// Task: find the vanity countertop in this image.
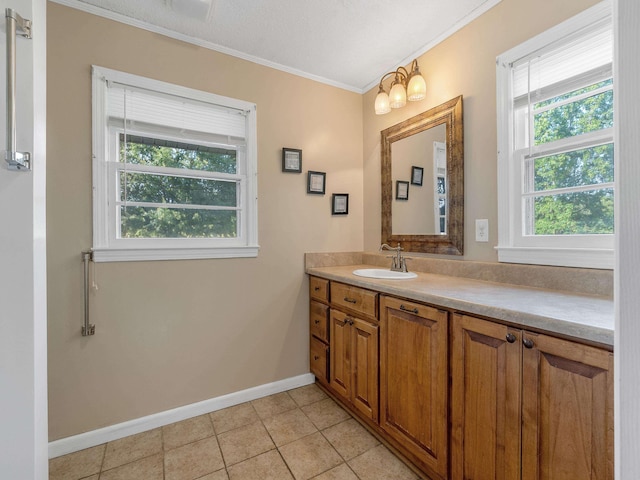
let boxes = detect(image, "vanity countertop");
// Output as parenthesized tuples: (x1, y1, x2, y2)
(306, 264, 614, 347)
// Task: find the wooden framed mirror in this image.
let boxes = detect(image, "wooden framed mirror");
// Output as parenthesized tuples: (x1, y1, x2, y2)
(381, 95, 464, 254)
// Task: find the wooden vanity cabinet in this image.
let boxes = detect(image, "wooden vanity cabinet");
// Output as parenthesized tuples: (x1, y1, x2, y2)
(451, 313, 614, 480)
(380, 296, 449, 479)
(330, 308, 379, 421)
(309, 277, 330, 385)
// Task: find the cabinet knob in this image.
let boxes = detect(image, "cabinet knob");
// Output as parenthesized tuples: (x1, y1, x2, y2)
(505, 333, 517, 343)
(313, 355, 320, 361)
(523, 338, 534, 349)
(314, 286, 320, 291)
(314, 319, 320, 324)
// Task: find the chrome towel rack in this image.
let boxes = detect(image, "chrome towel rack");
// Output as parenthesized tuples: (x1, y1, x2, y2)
(4, 8, 32, 171)
(82, 251, 95, 336)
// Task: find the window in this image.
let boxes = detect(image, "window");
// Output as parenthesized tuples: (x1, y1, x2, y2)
(496, 2, 613, 269)
(91, 66, 258, 262)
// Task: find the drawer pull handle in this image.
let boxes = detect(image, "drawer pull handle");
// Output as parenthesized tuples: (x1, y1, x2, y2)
(506, 333, 517, 343)
(344, 297, 357, 304)
(400, 304, 419, 314)
(314, 286, 321, 291)
(314, 319, 320, 324)
(523, 338, 534, 349)
(314, 355, 320, 361)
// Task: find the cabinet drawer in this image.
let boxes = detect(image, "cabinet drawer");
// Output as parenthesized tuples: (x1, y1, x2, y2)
(331, 282, 378, 318)
(310, 277, 329, 303)
(310, 336, 329, 384)
(310, 300, 329, 342)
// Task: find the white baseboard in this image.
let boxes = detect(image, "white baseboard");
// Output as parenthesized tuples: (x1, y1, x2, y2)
(49, 373, 315, 459)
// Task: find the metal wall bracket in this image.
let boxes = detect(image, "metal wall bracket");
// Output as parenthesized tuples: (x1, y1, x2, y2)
(4, 8, 32, 171)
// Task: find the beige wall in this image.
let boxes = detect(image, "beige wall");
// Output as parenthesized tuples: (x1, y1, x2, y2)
(48, 0, 602, 441)
(363, 0, 601, 259)
(47, 3, 363, 440)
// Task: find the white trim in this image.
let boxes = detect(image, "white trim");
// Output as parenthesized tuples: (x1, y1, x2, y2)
(50, 0, 362, 93)
(362, 0, 504, 92)
(48, 373, 315, 458)
(496, 2, 612, 67)
(496, 2, 614, 269)
(495, 246, 613, 269)
(52, 0, 502, 94)
(92, 66, 259, 261)
(92, 245, 259, 262)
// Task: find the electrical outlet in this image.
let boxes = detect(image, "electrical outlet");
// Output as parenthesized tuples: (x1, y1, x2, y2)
(475, 219, 489, 242)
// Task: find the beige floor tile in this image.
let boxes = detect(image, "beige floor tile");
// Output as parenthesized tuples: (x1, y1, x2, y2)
(99, 453, 163, 480)
(210, 402, 260, 434)
(163, 414, 214, 451)
(262, 408, 318, 446)
(102, 428, 162, 471)
(321, 419, 380, 460)
(301, 398, 350, 430)
(279, 432, 343, 480)
(251, 392, 297, 419)
(227, 450, 294, 480)
(48, 444, 105, 480)
(194, 469, 229, 480)
(164, 435, 224, 480)
(82, 476, 99, 480)
(288, 384, 328, 407)
(217, 420, 275, 466)
(348, 444, 418, 480)
(311, 463, 359, 480)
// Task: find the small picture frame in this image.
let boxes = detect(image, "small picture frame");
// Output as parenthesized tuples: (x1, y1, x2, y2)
(411, 166, 424, 186)
(332, 193, 349, 215)
(307, 171, 326, 195)
(396, 180, 409, 200)
(282, 148, 302, 173)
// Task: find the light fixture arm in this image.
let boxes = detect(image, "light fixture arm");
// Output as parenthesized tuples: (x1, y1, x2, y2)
(377, 66, 409, 91)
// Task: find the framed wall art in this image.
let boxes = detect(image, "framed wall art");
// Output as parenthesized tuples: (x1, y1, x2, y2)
(282, 148, 302, 173)
(307, 171, 326, 194)
(411, 166, 424, 186)
(332, 193, 349, 215)
(396, 180, 409, 200)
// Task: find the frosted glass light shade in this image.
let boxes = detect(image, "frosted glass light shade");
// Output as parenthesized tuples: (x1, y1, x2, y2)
(389, 82, 407, 109)
(375, 91, 391, 115)
(407, 74, 426, 101)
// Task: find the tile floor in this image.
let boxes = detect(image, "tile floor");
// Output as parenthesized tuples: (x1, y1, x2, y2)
(49, 384, 421, 480)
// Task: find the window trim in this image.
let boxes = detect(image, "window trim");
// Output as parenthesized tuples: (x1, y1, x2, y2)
(91, 66, 258, 262)
(495, 2, 613, 269)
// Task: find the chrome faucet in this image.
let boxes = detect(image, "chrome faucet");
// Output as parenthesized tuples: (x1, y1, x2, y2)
(380, 243, 410, 272)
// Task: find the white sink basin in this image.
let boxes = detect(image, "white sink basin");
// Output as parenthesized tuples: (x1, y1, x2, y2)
(352, 268, 418, 280)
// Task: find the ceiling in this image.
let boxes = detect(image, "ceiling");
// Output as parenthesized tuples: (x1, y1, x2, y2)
(53, 0, 501, 93)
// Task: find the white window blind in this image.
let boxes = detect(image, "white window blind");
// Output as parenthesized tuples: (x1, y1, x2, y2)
(107, 82, 247, 147)
(512, 18, 613, 104)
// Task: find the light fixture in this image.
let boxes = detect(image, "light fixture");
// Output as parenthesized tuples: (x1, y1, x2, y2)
(374, 59, 426, 115)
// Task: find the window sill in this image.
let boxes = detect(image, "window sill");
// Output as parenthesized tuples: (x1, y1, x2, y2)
(92, 245, 259, 263)
(495, 246, 613, 270)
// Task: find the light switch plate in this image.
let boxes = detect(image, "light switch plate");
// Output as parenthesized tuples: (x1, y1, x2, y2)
(475, 219, 489, 242)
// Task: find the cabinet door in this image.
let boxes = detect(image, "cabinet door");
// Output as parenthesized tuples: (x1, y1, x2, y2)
(329, 309, 351, 400)
(450, 314, 522, 480)
(522, 332, 614, 480)
(351, 317, 378, 421)
(380, 296, 448, 478)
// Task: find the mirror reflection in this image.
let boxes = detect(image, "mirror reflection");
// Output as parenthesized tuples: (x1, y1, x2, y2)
(391, 123, 447, 235)
(381, 95, 464, 255)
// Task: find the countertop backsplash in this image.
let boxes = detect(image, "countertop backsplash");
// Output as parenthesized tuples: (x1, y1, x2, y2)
(305, 251, 613, 299)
